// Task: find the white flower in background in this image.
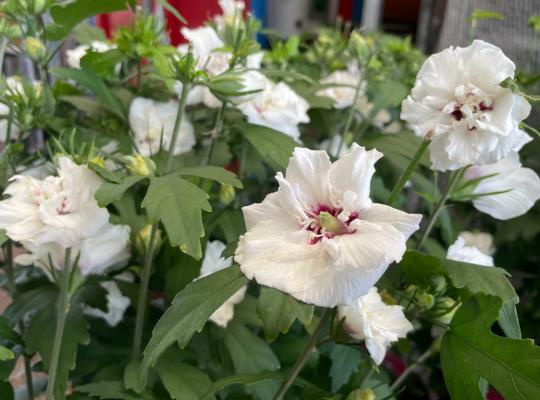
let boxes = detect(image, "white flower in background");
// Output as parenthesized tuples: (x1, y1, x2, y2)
(447, 231, 494, 266)
(215, 0, 245, 29)
(15, 223, 131, 276)
(228, 70, 269, 105)
(338, 287, 413, 365)
(5, 76, 41, 98)
(0, 103, 19, 143)
(129, 97, 195, 157)
(318, 66, 364, 109)
(199, 241, 246, 327)
(176, 25, 263, 108)
(401, 40, 531, 171)
(66, 41, 115, 69)
(464, 152, 540, 220)
(0, 157, 109, 248)
(84, 281, 131, 327)
(356, 97, 392, 130)
(320, 135, 350, 158)
(236, 80, 310, 140)
(235, 145, 422, 307)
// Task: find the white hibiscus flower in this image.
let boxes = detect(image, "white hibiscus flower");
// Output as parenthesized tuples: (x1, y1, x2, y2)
(0, 102, 19, 143)
(84, 281, 131, 327)
(401, 40, 531, 171)
(199, 241, 246, 327)
(235, 145, 422, 307)
(338, 287, 413, 365)
(0, 156, 109, 248)
(66, 41, 115, 69)
(236, 80, 310, 140)
(447, 231, 494, 266)
(318, 64, 364, 109)
(15, 223, 131, 277)
(463, 152, 540, 220)
(129, 97, 195, 157)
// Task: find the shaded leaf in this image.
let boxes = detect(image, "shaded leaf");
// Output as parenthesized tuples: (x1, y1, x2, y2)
(142, 174, 211, 259)
(176, 166, 242, 188)
(76, 381, 151, 400)
(329, 344, 363, 392)
(441, 294, 540, 399)
(95, 176, 145, 207)
(238, 122, 297, 170)
(256, 287, 314, 342)
(140, 266, 248, 386)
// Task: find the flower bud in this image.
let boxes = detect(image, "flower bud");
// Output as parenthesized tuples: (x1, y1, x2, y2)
(346, 388, 376, 400)
(136, 224, 163, 256)
(124, 154, 156, 177)
(415, 291, 435, 311)
(430, 275, 447, 295)
(219, 183, 236, 206)
(25, 37, 46, 62)
(30, 0, 49, 14)
(0, 20, 22, 39)
(434, 297, 459, 325)
(89, 156, 106, 169)
(349, 32, 371, 58)
(379, 289, 397, 305)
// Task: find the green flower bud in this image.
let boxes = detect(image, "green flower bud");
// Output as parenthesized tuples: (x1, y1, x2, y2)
(136, 224, 163, 256)
(25, 37, 46, 61)
(219, 183, 236, 206)
(430, 275, 447, 295)
(346, 388, 376, 400)
(0, 20, 22, 39)
(416, 291, 435, 311)
(124, 154, 156, 177)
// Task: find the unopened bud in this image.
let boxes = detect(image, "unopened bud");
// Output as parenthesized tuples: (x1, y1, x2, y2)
(25, 37, 46, 62)
(219, 183, 236, 206)
(89, 156, 106, 169)
(416, 291, 435, 311)
(124, 154, 156, 176)
(346, 388, 375, 400)
(136, 224, 162, 256)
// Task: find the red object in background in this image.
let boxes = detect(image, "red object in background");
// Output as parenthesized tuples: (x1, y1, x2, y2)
(96, 1, 252, 46)
(383, 0, 421, 23)
(338, 0, 353, 21)
(96, 11, 136, 38)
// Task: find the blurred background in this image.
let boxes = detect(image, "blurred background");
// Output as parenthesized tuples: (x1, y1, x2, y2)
(5, 0, 540, 77)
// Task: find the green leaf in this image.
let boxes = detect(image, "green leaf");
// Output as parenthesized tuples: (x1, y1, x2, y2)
(156, 0, 187, 23)
(61, 95, 102, 117)
(0, 230, 7, 246)
(369, 80, 409, 111)
(176, 166, 242, 188)
(95, 176, 145, 207)
(140, 266, 248, 386)
(88, 162, 124, 183)
(201, 372, 330, 399)
(256, 287, 314, 342)
(51, 67, 126, 120)
(156, 349, 213, 400)
(48, 0, 128, 41)
(5, 285, 57, 323)
(0, 316, 22, 344)
(76, 381, 151, 400)
(329, 344, 363, 392)
(123, 361, 140, 392)
(401, 250, 446, 287)
(223, 322, 280, 398)
(498, 302, 522, 339)
(81, 49, 126, 76)
(441, 259, 518, 304)
(238, 122, 297, 170)
(25, 303, 90, 400)
(441, 294, 540, 400)
(142, 175, 211, 259)
(0, 345, 14, 361)
(0, 381, 13, 400)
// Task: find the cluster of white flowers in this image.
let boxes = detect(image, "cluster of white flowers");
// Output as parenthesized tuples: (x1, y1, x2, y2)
(0, 156, 130, 277)
(235, 144, 418, 363)
(129, 97, 196, 156)
(402, 40, 532, 172)
(447, 231, 494, 267)
(66, 40, 115, 69)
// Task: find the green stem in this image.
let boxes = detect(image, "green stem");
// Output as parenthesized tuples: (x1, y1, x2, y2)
(274, 309, 331, 400)
(0, 37, 7, 80)
(416, 170, 461, 250)
(336, 77, 363, 158)
(386, 139, 430, 206)
(132, 223, 158, 360)
(202, 101, 227, 166)
(389, 346, 435, 392)
(165, 82, 190, 173)
(3, 241, 34, 400)
(46, 248, 72, 400)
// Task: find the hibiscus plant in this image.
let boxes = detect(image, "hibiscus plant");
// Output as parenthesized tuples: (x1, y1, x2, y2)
(0, 1, 540, 400)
